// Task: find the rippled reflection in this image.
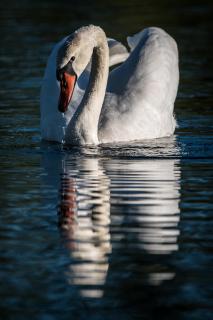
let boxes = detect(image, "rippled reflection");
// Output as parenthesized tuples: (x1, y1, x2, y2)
(108, 160, 180, 254)
(58, 158, 111, 298)
(42, 150, 180, 300)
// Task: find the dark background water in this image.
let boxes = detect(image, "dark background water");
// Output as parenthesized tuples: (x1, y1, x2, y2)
(0, 1, 213, 319)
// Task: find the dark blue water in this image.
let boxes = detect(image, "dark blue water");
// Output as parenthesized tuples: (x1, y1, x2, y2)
(0, 1, 213, 319)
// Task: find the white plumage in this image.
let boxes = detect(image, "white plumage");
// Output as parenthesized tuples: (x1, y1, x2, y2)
(40, 26, 179, 145)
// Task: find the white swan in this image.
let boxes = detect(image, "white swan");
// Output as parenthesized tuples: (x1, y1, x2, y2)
(40, 25, 179, 145)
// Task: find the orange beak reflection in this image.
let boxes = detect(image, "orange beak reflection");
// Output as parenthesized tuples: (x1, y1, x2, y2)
(58, 72, 76, 113)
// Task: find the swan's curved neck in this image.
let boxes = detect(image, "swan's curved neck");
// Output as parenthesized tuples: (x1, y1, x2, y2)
(66, 29, 109, 145)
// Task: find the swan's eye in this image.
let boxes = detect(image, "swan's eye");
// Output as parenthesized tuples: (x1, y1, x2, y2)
(70, 56, 75, 62)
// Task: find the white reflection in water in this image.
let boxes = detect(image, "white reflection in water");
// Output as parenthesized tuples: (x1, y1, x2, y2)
(108, 160, 180, 255)
(42, 151, 180, 297)
(58, 158, 111, 298)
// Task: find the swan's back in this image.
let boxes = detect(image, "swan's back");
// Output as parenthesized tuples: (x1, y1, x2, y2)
(99, 27, 179, 143)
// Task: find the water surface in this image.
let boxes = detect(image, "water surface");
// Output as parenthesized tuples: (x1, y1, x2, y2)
(0, 1, 213, 319)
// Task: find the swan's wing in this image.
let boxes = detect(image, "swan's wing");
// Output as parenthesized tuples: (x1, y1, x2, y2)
(99, 27, 179, 143)
(127, 30, 145, 51)
(107, 38, 129, 67)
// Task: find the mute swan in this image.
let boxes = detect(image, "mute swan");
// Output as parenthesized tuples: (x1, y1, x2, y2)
(40, 25, 179, 145)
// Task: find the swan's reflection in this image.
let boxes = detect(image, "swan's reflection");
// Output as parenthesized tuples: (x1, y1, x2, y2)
(104, 159, 180, 287)
(58, 158, 111, 298)
(107, 160, 180, 254)
(42, 146, 180, 300)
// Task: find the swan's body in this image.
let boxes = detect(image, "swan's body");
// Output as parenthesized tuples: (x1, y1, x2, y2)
(40, 25, 179, 145)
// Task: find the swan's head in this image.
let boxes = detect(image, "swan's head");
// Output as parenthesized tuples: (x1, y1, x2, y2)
(56, 26, 96, 112)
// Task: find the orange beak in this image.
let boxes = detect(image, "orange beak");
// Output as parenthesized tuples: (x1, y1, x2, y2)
(58, 72, 76, 113)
